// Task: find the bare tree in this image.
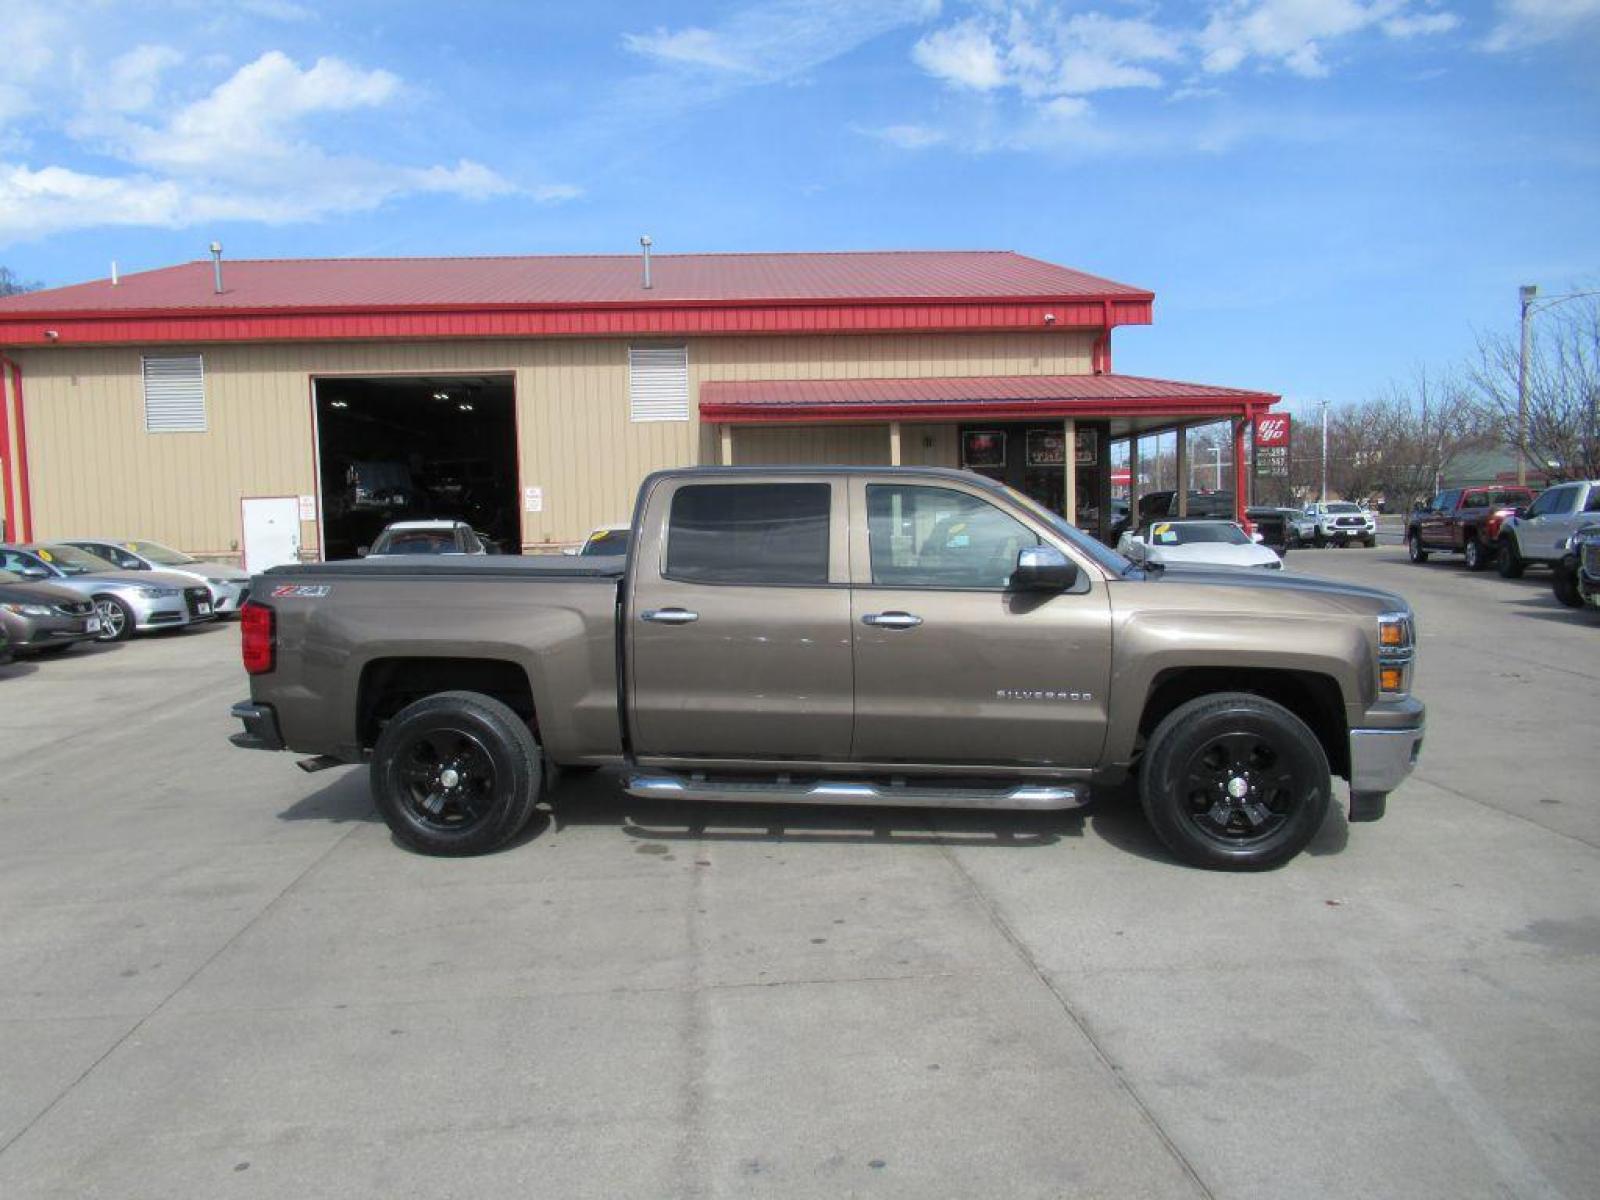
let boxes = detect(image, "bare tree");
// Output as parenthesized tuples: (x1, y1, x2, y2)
(0, 266, 42, 297)
(1468, 295, 1600, 481)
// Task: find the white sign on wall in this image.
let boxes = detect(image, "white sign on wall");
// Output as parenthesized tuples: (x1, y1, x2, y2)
(523, 486, 544, 513)
(298, 494, 317, 521)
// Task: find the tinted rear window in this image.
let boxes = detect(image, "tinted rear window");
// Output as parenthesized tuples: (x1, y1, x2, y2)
(666, 484, 830, 585)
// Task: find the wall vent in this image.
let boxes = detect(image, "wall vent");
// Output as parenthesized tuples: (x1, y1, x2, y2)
(628, 345, 689, 422)
(143, 354, 207, 433)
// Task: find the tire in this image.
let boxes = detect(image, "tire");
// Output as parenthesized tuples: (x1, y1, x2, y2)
(1497, 535, 1525, 579)
(1314, 532, 1327, 548)
(370, 690, 543, 856)
(1361, 535, 1376, 548)
(92, 595, 135, 642)
(1407, 532, 1429, 563)
(1553, 563, 1582, 609)
(1463, 536, 1487, 572)
(1139, 692, 1332, 871)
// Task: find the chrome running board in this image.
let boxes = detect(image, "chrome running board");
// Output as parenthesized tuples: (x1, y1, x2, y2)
(625, 773, 1089, 811)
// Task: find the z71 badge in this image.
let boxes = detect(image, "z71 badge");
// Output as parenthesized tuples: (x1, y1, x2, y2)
(270, 584, 331, 598)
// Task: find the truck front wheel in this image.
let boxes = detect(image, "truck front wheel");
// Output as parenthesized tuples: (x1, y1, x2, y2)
(1139, 693, 1331, 871)
(371, 690, 543, 856)
(1497, 536, 1525, 579)
(1407, 531, 1429, 563)
(1463, 535, 1487, 571)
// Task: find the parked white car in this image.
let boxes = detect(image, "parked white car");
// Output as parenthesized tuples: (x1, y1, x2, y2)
(1117, 520, 1284, 571)
(360, 520, 489, 557)
(64, 539, 253, 616)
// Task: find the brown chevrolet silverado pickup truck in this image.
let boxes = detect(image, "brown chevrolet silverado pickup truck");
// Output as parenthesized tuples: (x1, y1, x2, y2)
(231, 467, 1425, 870)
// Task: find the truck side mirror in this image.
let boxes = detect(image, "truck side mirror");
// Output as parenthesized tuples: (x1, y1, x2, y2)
(1012, 545, 1079, 592)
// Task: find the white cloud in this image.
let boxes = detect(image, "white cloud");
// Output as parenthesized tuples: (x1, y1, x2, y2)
(914, 7, 1184, 100)
(623, 1, 939, 83)
(1483, 0, 1600, 50)
(855, 122, 947, 148)
(622, 27, 759, 73)
(1199, 1, 1458, 79)
(913, 20, 1009, 90)
(0, 48, 559, 245)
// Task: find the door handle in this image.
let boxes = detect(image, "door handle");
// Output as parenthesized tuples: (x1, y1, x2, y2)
(862, 611, 923, 630)
(641, 608, 699, 625)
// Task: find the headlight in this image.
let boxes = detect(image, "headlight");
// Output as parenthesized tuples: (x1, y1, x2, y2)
(1, 602, 53, 617)
(1377, 611, 1416, 695)
(136, 586, 179, 598)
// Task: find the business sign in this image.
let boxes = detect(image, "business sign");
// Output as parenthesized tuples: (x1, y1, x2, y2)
(1026, 430, 1065, 467)
(1255, 413, 1290, 448)
(962, 431, 1006, 469)
(1254, 414, 1291, 478)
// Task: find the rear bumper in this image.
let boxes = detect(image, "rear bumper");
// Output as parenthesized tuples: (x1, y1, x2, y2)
(230, 700, 285, 751)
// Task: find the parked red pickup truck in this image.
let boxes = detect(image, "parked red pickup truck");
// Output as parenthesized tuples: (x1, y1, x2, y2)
(1407, 485, 1536, 571)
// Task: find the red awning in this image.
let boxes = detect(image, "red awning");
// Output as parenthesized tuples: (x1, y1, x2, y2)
(699, 373, 1278, 424)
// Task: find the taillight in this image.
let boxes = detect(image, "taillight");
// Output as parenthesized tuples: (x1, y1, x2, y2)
(241, 602, 275, 675)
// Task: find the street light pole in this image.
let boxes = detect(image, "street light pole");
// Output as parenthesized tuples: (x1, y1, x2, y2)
(1518, 284, 1536, 487)
(1318, 399, 1329, 504)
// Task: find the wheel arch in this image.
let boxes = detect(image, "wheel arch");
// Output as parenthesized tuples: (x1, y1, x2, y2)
(1135, 667, 1350, 781)
(358, 656, 538, 749)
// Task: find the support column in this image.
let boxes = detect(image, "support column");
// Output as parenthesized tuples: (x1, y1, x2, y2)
(1127, 434, 1141, 523)
(719, 424, 734, 466)
(1233, 417, 1249, 523)
(889, 422, 902, 466)
(1174, 425, 1189, 516)
(1063, 418, 1077, 526)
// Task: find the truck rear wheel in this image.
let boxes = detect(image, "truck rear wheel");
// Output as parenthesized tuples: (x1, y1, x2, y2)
(370, 690, 542, 856)
(1139, 693, 1331, 871)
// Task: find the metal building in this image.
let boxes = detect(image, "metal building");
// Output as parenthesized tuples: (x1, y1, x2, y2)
(0, 250, 1277, 564)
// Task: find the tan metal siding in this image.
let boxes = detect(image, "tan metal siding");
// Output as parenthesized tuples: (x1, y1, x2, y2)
(11, 331, 1092, 552)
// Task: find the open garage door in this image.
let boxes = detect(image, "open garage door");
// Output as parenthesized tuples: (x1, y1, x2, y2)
(314, 374, 519, 560)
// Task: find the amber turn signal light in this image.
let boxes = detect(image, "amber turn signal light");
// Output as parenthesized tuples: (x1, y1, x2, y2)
(1378, 623, 1406, 648)
(1380, 666, 1405, 692)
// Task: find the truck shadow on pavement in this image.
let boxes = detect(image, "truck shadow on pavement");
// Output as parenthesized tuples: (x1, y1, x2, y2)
(274, 764, 1351, 866)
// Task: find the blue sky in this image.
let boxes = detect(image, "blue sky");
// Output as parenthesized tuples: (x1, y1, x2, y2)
(2, 1, 1596, 417)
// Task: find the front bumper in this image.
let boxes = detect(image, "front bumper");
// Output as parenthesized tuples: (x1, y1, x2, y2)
(205, 578, 251, 614)
(1, 611, 98, 650)
(123, 591, 193, 630)
(1349, 722, 1424, 794)
(230, 700, 285, 751)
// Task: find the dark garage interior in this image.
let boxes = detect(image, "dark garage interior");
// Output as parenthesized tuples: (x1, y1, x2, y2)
(314, 374, 519, 560)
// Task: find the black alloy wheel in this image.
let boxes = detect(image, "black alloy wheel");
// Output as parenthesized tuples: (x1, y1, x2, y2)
(370, 690, 542, 856)
(93, 595, 134, 642)
(1140, 693, 1331, 870)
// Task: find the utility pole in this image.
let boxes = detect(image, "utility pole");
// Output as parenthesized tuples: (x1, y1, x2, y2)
(1518, 284, 1536, 487)
(1318, 399, 1329, 504)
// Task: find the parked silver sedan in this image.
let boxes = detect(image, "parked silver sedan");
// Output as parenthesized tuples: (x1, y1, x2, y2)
(0, 569, 101, 655)
(63, 538, 252, 617)
(0, 543, 214, 642)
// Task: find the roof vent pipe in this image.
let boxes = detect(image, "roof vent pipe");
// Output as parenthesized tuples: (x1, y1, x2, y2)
(209, 241, 224, 294)
(111, 261, 119, 286)
(640, 235, 653, 290)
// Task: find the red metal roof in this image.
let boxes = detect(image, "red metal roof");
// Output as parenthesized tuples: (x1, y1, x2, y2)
(700, 373, 1279, 424)
(0, 251, 1148, 314)
(0, 251, 1153, 347)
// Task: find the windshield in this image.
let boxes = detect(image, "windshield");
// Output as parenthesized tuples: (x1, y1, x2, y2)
(1000, 484, 1133, 575)
(581, 529, 630, 556)
(32, 544, 117, 575)
(372, 530, 458, 555)
(1148, 521, 1250, 546)
(1326, 502, 1361, 513)
(125, 540, 196, 566)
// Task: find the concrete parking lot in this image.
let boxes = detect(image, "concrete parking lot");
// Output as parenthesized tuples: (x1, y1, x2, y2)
(2, 549, 1597, 1200)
